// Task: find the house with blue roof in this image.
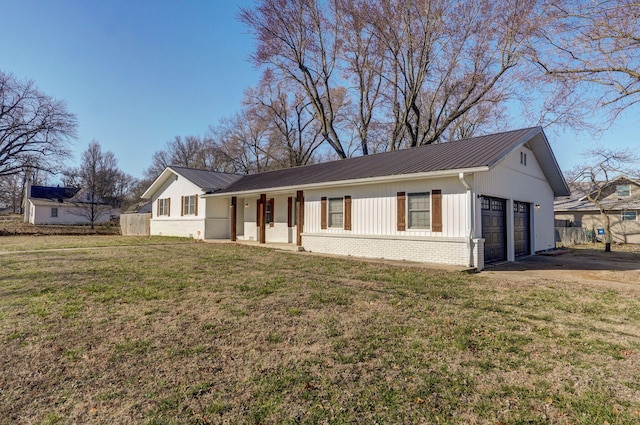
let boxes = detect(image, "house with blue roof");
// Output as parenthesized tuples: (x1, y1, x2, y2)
(23, 180, 118, 226)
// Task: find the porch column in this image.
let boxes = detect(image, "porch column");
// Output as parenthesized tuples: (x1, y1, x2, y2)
(230, 196, 237, 241)
(259, 193, 266, 244)
(296, 190, 304, 246)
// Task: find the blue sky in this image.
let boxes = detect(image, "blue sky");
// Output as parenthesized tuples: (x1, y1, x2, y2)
(2, 1, 637, 181)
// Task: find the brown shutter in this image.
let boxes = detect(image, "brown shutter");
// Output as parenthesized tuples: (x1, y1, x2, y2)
(397, 192, 406, 231)
(321, 197, 327, 229)
(344, 195, 352, 230)
(181, 196, 184, 216)
(287, 197, 293, 227)
(259, 194, 266, 243)
(194, 194, 199, 216)
(167, 198, 170, 217)
(269, 198, 275, 227)
(157, 199, 160, 217)
(256, 199, 260, 227)
(432, 189, 442, 232)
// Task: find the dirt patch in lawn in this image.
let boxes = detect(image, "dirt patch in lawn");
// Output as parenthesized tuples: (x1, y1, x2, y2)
(0, 216, 119, 236)
(482, 245, 640, 290)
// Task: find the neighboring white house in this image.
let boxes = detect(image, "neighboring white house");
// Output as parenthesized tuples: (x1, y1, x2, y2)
(555, 176, 640, 244)
(23, 182, 118, 225)
(141, 127, 570, 270)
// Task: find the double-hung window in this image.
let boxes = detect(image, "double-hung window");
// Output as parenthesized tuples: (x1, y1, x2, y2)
(158, 198, 169, 216)
(51, 207, 58, 218)
(622, 211, 637, 221)
(183, 195, 197, 216)
(408, 192, 430, 229)
(328, 197, 344, 228)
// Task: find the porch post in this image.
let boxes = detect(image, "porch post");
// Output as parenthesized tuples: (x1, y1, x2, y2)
(230, 196, 237, 241)
(296, 190, 304, 246)
(259, 193, 266, 244)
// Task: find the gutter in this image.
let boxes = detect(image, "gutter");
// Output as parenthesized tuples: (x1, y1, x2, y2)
(458, 172, 475, 268)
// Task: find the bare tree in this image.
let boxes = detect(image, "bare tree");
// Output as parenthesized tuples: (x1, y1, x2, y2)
(239, 0, 349, 158)
(337, 0, 386, 155)
(0, 174, 22, 213)
(533, 0, 640, 116)
(373, 0, 543, 149)
(240, 0, 548, 157)
(209, 109, 284, 174)
(70, 141, 134, 228)
(0, 71, 76, 177)
(244, 72, 325, 167)
(143, 135, 222, 181)
(568, 147, 640, 251)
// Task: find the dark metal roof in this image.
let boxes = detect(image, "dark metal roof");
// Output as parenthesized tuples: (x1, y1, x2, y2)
(217, 127, 542, 194)
(169, 166, 243, 192)
(30, 185, 80, 200)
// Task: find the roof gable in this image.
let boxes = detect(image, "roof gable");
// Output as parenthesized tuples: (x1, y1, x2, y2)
(141, 166, 243, 199)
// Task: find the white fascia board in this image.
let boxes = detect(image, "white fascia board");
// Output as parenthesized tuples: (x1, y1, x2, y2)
(202, 166, 489, 198)
(140, 168, 178, 199)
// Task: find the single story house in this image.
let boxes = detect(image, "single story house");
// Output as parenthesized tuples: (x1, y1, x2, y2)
(23, 182, 118, 225)
(555, 176, 640, 244)
(141, 127, 570, 270)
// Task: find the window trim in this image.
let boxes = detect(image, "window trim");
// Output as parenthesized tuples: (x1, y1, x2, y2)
(407, 192, 431, 230)
(328, 197, 344, 228)
(617, 185, 631, 197)
(182, 195, 197, 216)
(621, 211, 637, 221)
(158, 198, 170, 216)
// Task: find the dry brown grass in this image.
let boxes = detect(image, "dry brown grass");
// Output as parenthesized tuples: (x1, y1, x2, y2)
(0, 215, 120, 236)
(1, 236, 639, 424)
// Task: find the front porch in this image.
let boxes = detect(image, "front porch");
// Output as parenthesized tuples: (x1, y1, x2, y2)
(224, 191, 305, 247)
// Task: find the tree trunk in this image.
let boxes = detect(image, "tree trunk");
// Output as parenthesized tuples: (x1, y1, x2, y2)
(604, 212, 611, 252)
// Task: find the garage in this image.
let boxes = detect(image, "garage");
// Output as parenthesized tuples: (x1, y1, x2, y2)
(481, 196, 506, 263)
(513, 201, 531, 257)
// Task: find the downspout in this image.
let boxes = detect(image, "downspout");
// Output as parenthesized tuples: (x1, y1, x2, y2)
(459, 172, 474, 268)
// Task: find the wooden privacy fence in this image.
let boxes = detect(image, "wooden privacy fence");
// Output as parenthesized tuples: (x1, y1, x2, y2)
(555, 227, 590, 246)
(120, 213, 151, 236)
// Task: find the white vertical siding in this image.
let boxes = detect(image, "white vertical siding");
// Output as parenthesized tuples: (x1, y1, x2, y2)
(475, 145, 556, 252)
(149, 174, 207, 239)
(304, 176, 468, 238)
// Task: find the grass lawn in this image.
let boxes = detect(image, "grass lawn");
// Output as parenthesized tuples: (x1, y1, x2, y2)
(1, 236, 639, 424)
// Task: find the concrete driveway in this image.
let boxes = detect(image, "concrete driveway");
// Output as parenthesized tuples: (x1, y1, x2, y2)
(481, 247, 640, 290)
